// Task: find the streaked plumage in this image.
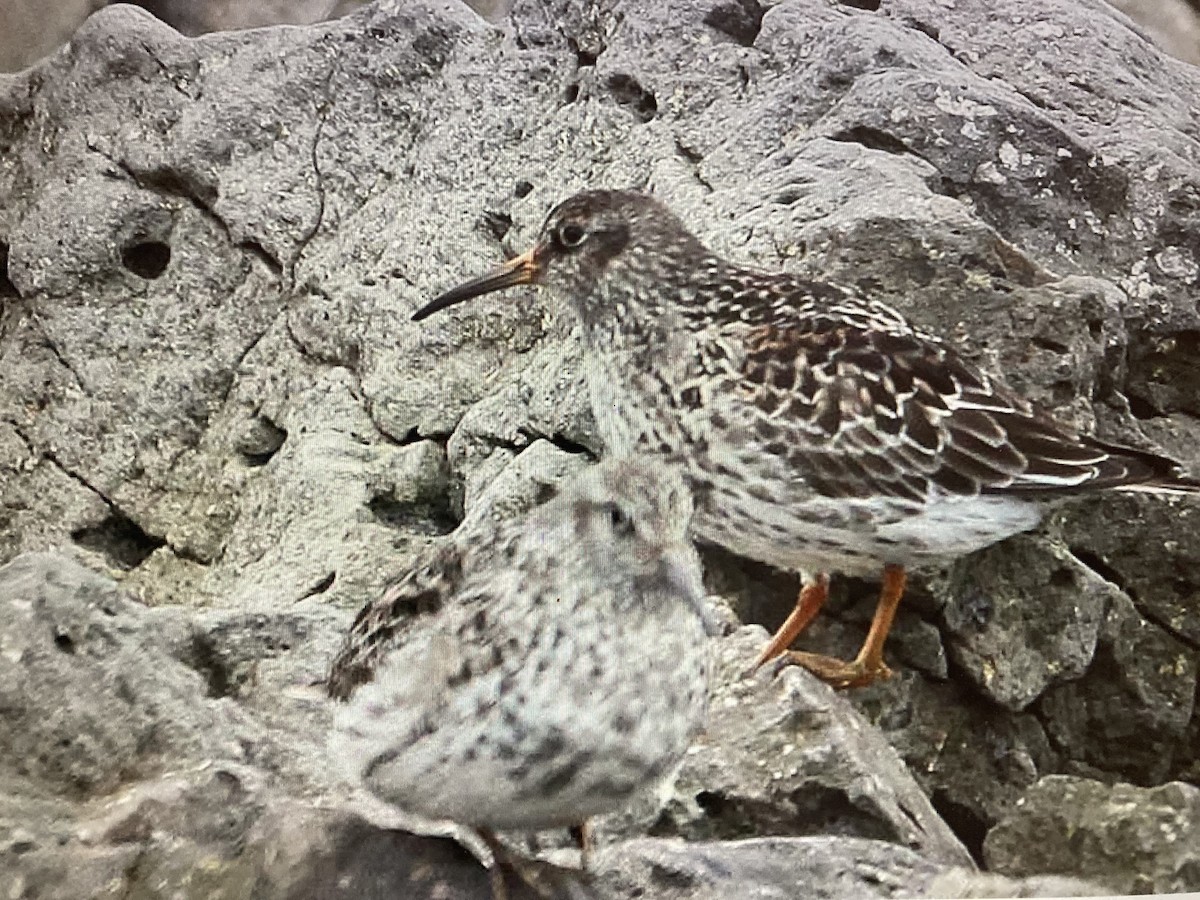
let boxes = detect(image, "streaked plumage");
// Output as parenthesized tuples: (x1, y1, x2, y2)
(327, 459, 712, 891)
(413, 189, 1200, 688)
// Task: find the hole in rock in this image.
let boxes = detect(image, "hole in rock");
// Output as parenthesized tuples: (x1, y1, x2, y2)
(838, 0, 882, 9)
(530, 480, 559, 508)
(241, 418, 288, 467)
(237, 238, 282, 276)
(931, 790, 987, 865)
(137, 163, 220, 206)
(1070, 547, 1133, 597)
(368, 490, 458, 536)
(393, 427, 423, 446)
(1126, 392, 1160, 420)
(0, 241, 17, 299)
(1032, 335, 1071, 355)
(1126, 330, 1200, 418)
(514, 180, 534, 198)
(188, 633, 232, 698)
(695, 789, 729, 819)
(787, 783, 893, 839)
(647, 862, 698, 890)
(546, 432, 595, 458)
(567, 38, 599, 67)
(483, 210, 513, 243)
(607, 74, 657, 123)
(299, 571, 336, 600)
(121, 239, 172, 279)
(71, 510, 164, 570)
(828, 125, 911, 155)
(906, 18, 940, 41)
(53, 631, 76, 654)
(1049, 567, 1077, 589)
(703, 0, 766, 47)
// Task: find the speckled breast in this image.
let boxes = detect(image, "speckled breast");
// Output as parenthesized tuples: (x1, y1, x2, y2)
(584, 358, 1044, 577)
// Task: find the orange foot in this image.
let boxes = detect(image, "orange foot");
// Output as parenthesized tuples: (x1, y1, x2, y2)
(773, 650, 893, 690)
(753, 563, 907, 691)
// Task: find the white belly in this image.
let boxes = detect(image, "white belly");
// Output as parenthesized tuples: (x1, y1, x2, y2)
(694, 487, 1044, 576)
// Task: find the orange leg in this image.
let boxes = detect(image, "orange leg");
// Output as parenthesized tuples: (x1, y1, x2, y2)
(763, 564, 907, 690)
(751, 572, 831, 671)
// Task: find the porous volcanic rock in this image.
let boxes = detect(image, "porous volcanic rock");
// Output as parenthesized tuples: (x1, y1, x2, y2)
(1, 0, 1198, 896)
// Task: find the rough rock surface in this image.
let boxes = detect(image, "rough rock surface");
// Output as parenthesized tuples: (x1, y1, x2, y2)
(1, 552, 1099, 900)
(1109, 0, 1200, 65)
(0, 0, 109, 74)
(128, 1, 372, 38)
(1, 0, 1199, 896)
(599, 627, 972, 868)
(984, 775, 1200, 895)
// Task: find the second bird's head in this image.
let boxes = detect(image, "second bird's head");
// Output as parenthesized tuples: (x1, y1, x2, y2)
(527, 458, 715, 631)
(411, 189, 707, 324)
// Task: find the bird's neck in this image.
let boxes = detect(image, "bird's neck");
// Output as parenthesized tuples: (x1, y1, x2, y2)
(576, 253, 735, 355)
(575, 282, 678, 365)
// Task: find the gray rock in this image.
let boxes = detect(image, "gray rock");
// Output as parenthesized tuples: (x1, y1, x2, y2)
(918, 867, 1108, 899)
(929, 534, 1114, 711)
(455, 438, 591, 534)
(0, 552, 312, 898)
(983, 775, 1200, 894)
(243, 804, 496, 900)
(130, 1, 371, 37)
(599, 837, 1108, 899)
(1057, 490, 1200, 651)
(1108, 0, 1200, 66)
(851, 671, 1055, 851)
(599, 836, 941, 900)
(2, 0, 1200, 896)
(1037, 588, 1197, 783)
(0, 550, 1091, 900)
(597, 627, 973, 870)
(0, 553, 227, 794)
(0, 0, 106, 73)
(446, 338, 598, 516)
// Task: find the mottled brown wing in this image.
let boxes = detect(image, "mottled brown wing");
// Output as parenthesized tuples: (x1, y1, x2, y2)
(738, 312, 1190, 504)
(326, 542, 463, 701)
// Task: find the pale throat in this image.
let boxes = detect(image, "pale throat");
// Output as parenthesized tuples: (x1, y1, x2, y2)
(574, 269, 693, 366)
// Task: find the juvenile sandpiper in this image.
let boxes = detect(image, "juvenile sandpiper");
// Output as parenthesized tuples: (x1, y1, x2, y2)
(328, 458, 713, 898)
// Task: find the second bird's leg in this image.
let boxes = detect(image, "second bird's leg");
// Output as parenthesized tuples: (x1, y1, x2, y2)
(479, 829, 512, 900)
(772, 564, 907, 689)
(480, 828, 591, 900)
(569, 821, 594, 871)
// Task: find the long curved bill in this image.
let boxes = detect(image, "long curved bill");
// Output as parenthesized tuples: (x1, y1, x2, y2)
(411, 246, 544, 322)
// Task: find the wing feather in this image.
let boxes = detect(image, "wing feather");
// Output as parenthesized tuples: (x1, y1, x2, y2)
(730, 278, 1197, 502)
(326, 542, 463, 701)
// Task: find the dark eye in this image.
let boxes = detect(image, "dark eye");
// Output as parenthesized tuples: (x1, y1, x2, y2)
(603, 502, 634, 536)
(556, 222, 588, 250)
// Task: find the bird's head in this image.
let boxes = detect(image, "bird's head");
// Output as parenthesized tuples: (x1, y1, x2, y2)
(411, 189, 707, 325)
(523, 458, 713, 628)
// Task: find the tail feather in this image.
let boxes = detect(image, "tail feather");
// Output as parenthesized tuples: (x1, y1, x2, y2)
(994, 433, 1200, 497)
(1087, 437, 1200, 495)
(1116, 479, 1200, 496)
